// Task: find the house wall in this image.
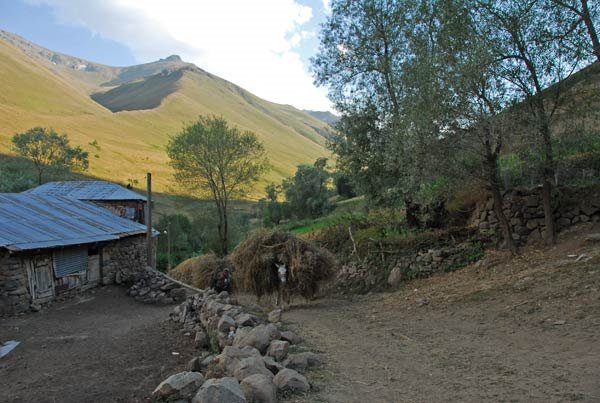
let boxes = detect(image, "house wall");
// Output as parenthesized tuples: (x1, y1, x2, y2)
(0, 234, 150, 315)
(92, 200, 146, 224)
(0, 252, 31, 315)
(100, 235, 149, 285)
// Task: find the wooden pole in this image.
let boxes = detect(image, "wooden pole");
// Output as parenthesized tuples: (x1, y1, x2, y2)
(146, 173, 154, 268)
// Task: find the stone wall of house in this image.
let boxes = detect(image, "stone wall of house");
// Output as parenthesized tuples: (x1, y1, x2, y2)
(0, 252, 31, 315)
(101, 235, 149, 284)
(471, 186, 600, 243)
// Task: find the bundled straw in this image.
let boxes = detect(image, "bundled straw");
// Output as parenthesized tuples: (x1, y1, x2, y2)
(231, 229, 336, 299)
(169, 253, 230, 289)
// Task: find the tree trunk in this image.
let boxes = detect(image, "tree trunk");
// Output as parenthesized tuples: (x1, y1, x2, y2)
(405, 198, 421, 228)
(580, 0, 600, 63)
(539, 119, 557, 245)
(37, 168, 43, 185)
(222, 203, 229, 256)
(484, 147, 517, 254)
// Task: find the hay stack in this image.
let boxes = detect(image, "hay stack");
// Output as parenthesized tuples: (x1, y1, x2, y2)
(168, 253, 230, 289)
(231, 229, 336, 299)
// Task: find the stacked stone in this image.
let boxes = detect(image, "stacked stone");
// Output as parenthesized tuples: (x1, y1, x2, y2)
(153, 289, 323, 402)
(0, 253, 31, 315)
(471, 186, 600, 244)
(127, 268, 187, 305)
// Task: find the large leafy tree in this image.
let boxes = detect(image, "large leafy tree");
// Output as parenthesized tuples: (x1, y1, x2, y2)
(282, 157, 333, 219)
(12, 127, 89, 185)
(167, 116, 269, 255)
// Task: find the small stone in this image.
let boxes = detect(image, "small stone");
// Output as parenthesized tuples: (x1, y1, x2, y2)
(218, 314, 237, 333)
(262, 355, 284, 375)
(283, 352, 322, 373)
(235, 313, 258, 327)
(387, 266, 402, 287)
(195, 331, 209, 349)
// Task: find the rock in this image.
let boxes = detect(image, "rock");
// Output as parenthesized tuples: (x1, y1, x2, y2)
(235, 313, 258, 327)
(283, 352, 322, 372)
(153, 371, 204, 400)
(187, 357, 202, 372)
(234, 324, 280, 354)
(195, 330, 209, 349)
(273, 368, 309, 394)
(266, 340, 289, 361)
(192, 377, 246, 403)
(240, 374, 277, 403)
(387, 266, 402, 287)
(280, 330, 303, 345)
(30, 303, 42, 312)
(209, 346, 262, 377)
(171, 288, 187, 302)
(218, 314, 237, 333)
(233, 356, 274, 381)
(585, 233, 600, 243)
(268, 309, 282, 323)
(262, 355, 284, 375)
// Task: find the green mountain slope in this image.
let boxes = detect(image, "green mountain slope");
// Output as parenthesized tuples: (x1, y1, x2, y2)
(0, 30, 330, 197)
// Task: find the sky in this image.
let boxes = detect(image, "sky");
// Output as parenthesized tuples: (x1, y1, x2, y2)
(0, 0, 333, 111)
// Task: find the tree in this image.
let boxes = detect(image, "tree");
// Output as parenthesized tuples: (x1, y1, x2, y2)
(167, 116, 269, 255)
(473, 0, 592, 244)
(12, 127, 89, 185)
(550, 0, 600, 62)
(282, 158, 333, 219)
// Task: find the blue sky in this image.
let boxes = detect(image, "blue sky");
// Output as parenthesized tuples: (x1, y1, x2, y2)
(0, 0, 332, 111)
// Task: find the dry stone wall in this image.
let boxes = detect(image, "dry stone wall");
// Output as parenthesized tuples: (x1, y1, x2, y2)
(101, 235, 149, 284)
(471, 186, 600, 243)
(0, 252, 31, 315)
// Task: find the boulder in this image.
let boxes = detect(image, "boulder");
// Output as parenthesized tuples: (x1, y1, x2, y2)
(171, 288, 187, 302)
(192, 377, 246, 403)
(233, 356, 274, 381)
(240, 374, 277, 403)
(235, 313, 258, 327)
(280, 330, 303, 345)
(218, 314, 237, 333)
(268, 309, 282, 323)
(208, 346, 262, 377)
(262, 355, 284, 375)
(266, 340, 289, 362)
(273, 368, 309, 394)
(234, 324, 280, 354)
(152, 371, 204, 400)
(283, 352, 322, 372)
(195, 330, 209, 349)
(387, 266, 402, 287)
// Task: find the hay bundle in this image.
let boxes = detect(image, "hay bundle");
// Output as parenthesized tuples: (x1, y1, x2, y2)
(231, 229, 336, 299)
(168, 253, 230, 289)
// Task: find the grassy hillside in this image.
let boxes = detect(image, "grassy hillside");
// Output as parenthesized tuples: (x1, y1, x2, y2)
(0, 30, 331, 198)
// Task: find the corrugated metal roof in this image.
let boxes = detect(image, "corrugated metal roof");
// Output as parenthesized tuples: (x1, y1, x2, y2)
(24, 181, 146, 201)
(0, 194, 151, 252)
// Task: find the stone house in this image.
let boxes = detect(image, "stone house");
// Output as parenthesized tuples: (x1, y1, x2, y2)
(0, 193, 155, 315)
(24, 180, 147, 224)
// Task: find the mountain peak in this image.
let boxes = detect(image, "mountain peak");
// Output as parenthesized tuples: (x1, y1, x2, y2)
(163, 55, 182, 62)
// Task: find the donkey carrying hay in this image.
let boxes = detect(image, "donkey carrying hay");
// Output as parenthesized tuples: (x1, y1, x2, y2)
(231, 229, 336, 306)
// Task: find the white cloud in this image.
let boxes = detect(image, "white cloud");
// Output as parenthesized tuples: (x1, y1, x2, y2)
(322, 0, 332, 13)
(24, 0, 332, 111)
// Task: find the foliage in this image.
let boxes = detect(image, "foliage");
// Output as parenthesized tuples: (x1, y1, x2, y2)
(333, 172, 357, 199)
(155, 214, 201, 272)
(167, 115, 269, 255)
(12, 127, 89, 185)
(282, 157, 333, 219)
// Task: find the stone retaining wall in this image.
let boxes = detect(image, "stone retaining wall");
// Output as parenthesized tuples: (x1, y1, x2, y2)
(471, 186, 600, 243)
(101, 235, 148, 284)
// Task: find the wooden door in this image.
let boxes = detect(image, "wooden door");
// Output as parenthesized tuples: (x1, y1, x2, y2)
(87, 255, 100, 284)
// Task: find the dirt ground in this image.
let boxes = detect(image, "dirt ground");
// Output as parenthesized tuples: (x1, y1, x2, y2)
(1, 224, 598, 403)
(280, 223, 600, 403)
(0, 286, 194, 403)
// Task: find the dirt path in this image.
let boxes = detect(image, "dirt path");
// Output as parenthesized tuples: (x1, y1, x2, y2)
(0, 286, 194, 403)
(283, 226, 600, 403)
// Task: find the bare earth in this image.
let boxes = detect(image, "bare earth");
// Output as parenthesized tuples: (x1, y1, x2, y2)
(1, 224, 599, 403)
(0, 287, 194, 403)
(282, 224, 600, 403)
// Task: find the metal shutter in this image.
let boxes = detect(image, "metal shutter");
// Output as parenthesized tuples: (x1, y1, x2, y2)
(53, 247, 87, 278)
